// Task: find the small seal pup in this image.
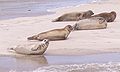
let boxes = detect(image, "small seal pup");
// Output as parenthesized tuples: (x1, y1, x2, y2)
(92, 11, 116, 22)
(52, 10, 94, 22)
(8, 39, 49, 55)
(27, 25, 73, 41)
(73, 17, 107, 30)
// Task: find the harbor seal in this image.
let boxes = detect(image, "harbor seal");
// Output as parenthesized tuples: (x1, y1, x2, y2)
(73, 17, 107, 30)
(92, 11, 116, 22)
(8, 39, 49, 55)
(52, 10, 94, 22)
(27, 25, 73, 41)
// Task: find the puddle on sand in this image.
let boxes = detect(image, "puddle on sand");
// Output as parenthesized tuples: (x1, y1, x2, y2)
(0, 53, 120, 71)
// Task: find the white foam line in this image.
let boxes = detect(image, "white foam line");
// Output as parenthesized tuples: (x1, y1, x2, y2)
(47, 0, 104, 12)
(33, 62, 120, 72)
(47, 4, 90, 12)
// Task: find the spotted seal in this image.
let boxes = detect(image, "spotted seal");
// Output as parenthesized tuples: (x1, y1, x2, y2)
(8, 39, 49, 55)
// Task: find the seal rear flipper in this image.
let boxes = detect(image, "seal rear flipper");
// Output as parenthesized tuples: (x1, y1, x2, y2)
(52, 17, 62, 22)
(27, 37, 34, 40)
(27, 35, 38, 40)
(52, 18, 59, 22)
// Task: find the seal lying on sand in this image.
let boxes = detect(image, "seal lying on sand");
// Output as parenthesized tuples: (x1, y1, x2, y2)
(8, 39, 49, 55)
(52, 10, 94, 22)
(27, 25, 73, 41)
(92, 11, 116, 22)
(73, 17, 107, 30)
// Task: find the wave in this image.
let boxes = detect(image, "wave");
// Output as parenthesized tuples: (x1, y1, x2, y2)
(33, 62, 120, 72)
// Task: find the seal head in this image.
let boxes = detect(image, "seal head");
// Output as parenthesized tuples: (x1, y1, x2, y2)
(64, 25, 73, 32)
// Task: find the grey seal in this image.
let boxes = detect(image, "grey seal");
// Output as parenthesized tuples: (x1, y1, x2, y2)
(73, 17, 107, 30)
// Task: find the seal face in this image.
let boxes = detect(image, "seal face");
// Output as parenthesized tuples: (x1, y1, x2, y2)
(27, 25, 73, 41)
(8, 39, 49, 55)
(73, 17, 107, 30)
(52, 10, 94, 22)
(92, 11, 116, 22)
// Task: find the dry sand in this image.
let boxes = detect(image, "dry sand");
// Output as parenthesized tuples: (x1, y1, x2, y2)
(0, 0, 120, 56)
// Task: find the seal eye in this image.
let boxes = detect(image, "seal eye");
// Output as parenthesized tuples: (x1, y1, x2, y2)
(43, 39, 49, 43)
(43, 39, 47, 42)
(68, 25, 73, 30)
(88, 10, 94, 15)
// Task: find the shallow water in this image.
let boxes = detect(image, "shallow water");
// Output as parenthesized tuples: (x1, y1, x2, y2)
(0, 0, 102, 20)
(0, 53, 120, 72)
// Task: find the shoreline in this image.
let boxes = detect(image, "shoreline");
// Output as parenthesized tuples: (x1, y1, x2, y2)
(0, 0, 120, 56)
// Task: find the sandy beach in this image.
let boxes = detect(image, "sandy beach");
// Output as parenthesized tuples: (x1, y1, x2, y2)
(0, 0, 120, 56)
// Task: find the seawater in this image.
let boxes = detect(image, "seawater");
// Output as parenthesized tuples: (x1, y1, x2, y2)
(0, 53, 120, 72)
(0, 0, 102, 20)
